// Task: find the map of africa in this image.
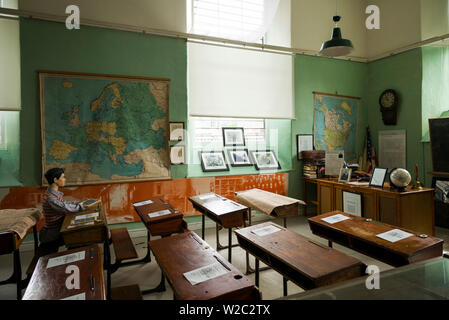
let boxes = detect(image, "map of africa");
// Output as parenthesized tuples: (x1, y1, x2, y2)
(313, 93, 359, 160)
(40, 72, 171, 185)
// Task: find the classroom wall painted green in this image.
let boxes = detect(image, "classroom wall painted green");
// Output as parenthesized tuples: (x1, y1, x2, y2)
(290, 54, 368, 200)
(365, 49, 427, 185)
(19, 18, 188, 186)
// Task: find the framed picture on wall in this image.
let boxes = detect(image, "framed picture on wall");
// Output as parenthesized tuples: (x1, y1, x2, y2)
(222, 127, 245, 146)
(199, 151, 229, 172)
(169, 122, 185, 141)
(249, 150, 281, 170)
(296, 134, 314, 160)
(170, 145, 185, 165)
(227, 149, 252, 167)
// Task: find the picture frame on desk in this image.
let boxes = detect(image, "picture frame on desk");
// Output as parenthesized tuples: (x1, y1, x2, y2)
(296, 134, 314, 160)
(342, 190, 363, 216)
(338, 167, 352, 182)
(369, 167, 388, 188)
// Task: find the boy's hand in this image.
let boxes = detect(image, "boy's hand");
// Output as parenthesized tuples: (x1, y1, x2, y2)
(82, 199, 101, 210)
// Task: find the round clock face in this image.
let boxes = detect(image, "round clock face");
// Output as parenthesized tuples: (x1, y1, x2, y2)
(380, 90, 396, 109)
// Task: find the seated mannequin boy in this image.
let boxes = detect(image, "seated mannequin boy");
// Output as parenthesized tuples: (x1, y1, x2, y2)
(38, 167, 99, 254)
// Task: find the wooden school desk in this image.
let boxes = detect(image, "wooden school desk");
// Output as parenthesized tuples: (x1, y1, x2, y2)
(22, 245, 106, 300)
(148, 231, 260, 300)
(0, 208, 41, 300)
(132, 197, 188, 295)
(308, 211, 444, 267)
(189, 193, 248, 262)
(235, 222, 366, 297)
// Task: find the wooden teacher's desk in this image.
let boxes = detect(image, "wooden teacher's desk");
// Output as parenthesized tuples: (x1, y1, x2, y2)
(149, 231, 260, 300)
(304, 177, 435, 236)
(308, 211, 444, 267)
(235, 222, 366, 297)
(189, 193, 249, 262)
(22, 245, 106, 300)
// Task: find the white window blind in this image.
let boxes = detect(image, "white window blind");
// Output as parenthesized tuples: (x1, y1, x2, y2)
(0, 15, 21, 111)
(188, 41, 294, 119)
(189, 0, 280, 43)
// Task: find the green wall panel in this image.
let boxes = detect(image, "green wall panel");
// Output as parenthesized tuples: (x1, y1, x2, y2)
(19, 18, 187, 186)
(290, 54, 368, 200)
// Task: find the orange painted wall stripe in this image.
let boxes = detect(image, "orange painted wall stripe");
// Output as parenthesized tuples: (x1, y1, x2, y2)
(0, 173, 288, 230)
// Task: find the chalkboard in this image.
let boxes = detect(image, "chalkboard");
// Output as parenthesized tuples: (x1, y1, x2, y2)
(429, 117, 449, 173)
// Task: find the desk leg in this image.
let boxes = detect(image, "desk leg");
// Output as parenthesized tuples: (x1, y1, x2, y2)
(283, 217, 287, 228)
(14, 249, 22, 300)
(255, 259, 259, 287)
(228, 228, 232, 263)
(328, 240, 333, 248)
(104, 239, 111, 300)
(141, 271, 165, 295)
(32, 225, 38, 255)
(283, 278, 288, 296)
(202, 215, 205, 240)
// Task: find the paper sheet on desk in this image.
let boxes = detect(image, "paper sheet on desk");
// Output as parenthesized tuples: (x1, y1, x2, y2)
(75, 212, 99, 220)
(198, 194, 217, 200)
(252, 225, 281, 237)
(148, 209, 171, 218)
(183, 262, 229, 285)
(376, 229, 413, 243)
(133, 200, 153, 207)
(47, 251, 85, 268)
(321, 214, 350, 224)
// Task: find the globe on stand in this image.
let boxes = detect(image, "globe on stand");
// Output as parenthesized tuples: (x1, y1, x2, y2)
(389, 168, 412, 192)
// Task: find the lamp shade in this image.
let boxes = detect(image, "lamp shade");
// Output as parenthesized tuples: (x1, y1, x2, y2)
(320, 16, 354, 57)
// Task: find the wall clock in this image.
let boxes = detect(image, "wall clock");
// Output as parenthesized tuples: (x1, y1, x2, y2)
(379, 89, 399, 125)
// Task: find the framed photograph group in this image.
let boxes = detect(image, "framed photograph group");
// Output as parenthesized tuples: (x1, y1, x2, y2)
(169, 122, 185, 142)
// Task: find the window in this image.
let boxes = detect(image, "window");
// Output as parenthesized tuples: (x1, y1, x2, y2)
(188, 0, 280, 42)
(191, 117, 265, 145)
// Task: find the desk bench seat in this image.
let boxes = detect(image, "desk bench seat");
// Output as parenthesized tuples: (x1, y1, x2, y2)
(110, 228, 138, 263)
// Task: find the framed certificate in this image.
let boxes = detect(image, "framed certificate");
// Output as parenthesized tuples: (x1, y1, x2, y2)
(296, 134, 314, 160)
(369, 167, 388, 188)
(342, 190, 362, 216)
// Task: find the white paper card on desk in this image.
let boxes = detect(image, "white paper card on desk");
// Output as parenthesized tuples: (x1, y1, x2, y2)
(47, 251, 85, 268)
(252, 225, 281, 237)
(67, 221, 95, 229)
(183, 262, 229, 285)
(321, 214, 350, 224)
(60, 292, 86, 300)
(376, 229, 413, 243)
(75, 212, 99, 221)
(148, 209, 171, 218)
(198, 194, 217, 200)
(133, 200, 153, 207)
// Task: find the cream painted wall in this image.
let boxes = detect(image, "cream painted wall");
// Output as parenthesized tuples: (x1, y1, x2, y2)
(266, 0, 291, 47)
(19, 0, 187, 32)
(291, 0, 367, 58)
(365, 0, 421, 59)
(421, 0, 449, 40)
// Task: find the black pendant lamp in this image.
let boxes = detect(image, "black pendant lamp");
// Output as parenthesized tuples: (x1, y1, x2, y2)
(320, 3, 354, 57)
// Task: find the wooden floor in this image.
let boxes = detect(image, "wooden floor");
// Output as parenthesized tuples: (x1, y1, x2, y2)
(1, 214, 448, 300)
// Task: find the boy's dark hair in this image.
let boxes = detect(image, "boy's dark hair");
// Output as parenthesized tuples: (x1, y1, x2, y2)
(44, 168, 64, 185)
